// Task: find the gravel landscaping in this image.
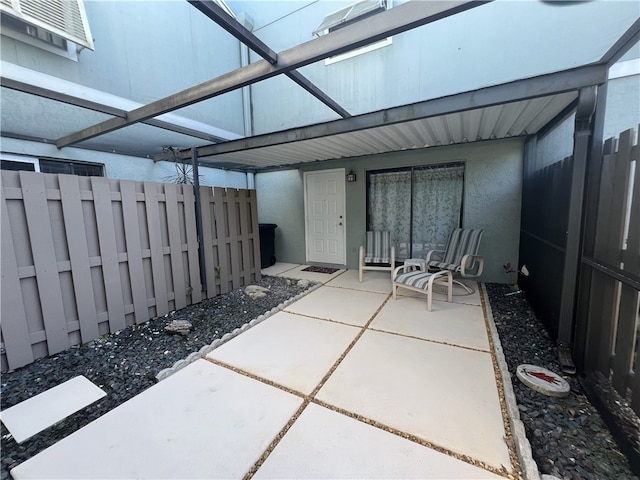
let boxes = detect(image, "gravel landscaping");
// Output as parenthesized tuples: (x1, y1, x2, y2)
(487, 283, 638, 480)
(1, 278, 638, 480)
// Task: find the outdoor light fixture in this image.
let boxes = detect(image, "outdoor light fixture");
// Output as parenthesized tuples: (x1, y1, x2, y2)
(346, 170, 357, 182)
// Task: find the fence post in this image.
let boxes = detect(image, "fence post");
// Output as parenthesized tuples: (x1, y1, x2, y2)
(191, 147, 207, 296)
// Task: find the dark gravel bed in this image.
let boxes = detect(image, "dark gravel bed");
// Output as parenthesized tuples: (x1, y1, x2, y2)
(486, 283, 638, 480)
(0, 276, 314, 480)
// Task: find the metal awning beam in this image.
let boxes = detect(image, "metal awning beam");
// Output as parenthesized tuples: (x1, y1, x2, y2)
(0, 77, 227, 143)
(188, 0, 278, 64)
(55, 0, 489, 149)
(191, 63, 608, 159)
(285, 70, 350, 118)
(188, 0, 350, 118)
(599, 17, 640, 65)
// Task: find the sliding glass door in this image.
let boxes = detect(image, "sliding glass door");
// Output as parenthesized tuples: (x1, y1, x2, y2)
(367, 162, 464, 261)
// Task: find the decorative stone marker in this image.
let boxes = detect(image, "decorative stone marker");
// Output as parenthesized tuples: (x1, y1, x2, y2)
(516, 364, 570, 398)
(245, 285, 270, 300)
(165, 320, 193, 336)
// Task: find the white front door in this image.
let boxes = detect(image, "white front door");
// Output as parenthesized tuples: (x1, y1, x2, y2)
(304, 169, 346, 265)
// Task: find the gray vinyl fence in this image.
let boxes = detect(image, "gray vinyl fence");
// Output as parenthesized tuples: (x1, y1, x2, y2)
(1, 171, 261, 372)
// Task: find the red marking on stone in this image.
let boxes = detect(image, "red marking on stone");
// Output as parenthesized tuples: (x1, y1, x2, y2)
(528, 370, 560, 385)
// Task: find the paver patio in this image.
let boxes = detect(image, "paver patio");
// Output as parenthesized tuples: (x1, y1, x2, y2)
(10, 267, 520, 479)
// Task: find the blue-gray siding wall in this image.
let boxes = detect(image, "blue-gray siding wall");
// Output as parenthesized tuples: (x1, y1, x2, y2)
(604, 74, 640, 141)
(1, 1, 246, 133)
(256, 138, 524, 284)
(230, 0, 639, 135)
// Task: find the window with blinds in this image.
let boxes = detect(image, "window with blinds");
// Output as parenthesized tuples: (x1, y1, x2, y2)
(1, 0, 94, 50)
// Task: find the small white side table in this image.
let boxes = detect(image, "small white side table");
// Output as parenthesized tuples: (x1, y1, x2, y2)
(403, 258, 426, 271)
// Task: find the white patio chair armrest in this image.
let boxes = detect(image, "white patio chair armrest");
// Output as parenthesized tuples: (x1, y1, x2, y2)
(390, 245, 396, 265)
(426, 249, 445, 263)
(460, 254, 484, 277)
(359, 245, 365, 264)
(392, 264, 413, 278)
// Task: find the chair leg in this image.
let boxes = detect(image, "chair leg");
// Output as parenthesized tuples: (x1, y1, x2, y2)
(453, 279, 474, 294)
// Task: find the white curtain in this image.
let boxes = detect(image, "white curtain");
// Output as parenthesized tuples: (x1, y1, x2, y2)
(368, 164, 464, 260)
(368, 170, 411, 258)
(411, 165, 464, 258)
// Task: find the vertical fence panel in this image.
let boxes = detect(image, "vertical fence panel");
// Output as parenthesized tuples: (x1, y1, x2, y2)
(250, 190, 262, 283)
(121, 180, 149, 324)
(519, 155, 572, 336)
(144, 182, 169, 316)
(610, 130, 637, 393)
(594, 151, 622, 373)
(238, 189, 252, 279)
(213, 187, 231, 295)
(1, 187, 34, 369)
(59, 175, 99, 341)
(199, 186, 217, 298)
(20, 172, 68, 355)
(183, 186, 202, 303)
(628, 137, 640, 412)
(165, 184, 187, 310)
(227, 189, 242, 289)
(92, 177, 126, 333)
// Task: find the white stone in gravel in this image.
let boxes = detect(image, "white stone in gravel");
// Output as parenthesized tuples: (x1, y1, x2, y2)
(164, 320, 192, 336)
(1, 376, 106, 443)
(245, 285, 269, 299)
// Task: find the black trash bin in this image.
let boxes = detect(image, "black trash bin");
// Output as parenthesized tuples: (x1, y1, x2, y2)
(259, 223, 278, 268)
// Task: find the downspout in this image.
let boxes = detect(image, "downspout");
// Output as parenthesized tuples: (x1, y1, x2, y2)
(556, 86, 597, 374)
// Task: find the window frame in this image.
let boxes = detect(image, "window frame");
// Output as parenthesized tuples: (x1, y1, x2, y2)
(0, 154, 104, 177)
(314, 0, 394, 64)
(0, 0, 94, 52)
(0, 13, 79, 60)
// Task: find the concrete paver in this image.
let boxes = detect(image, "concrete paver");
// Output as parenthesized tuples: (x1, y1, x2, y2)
(371, 294, 490, 351)
(253, 403, 504, 479)
(316, 329, 512, 472)
(284, 285, 388, 327)
(326, 269, 392, 294)
(207, 311, 360, 394)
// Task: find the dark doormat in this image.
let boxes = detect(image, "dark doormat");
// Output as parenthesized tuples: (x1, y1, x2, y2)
(301, 266, 340, 274)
